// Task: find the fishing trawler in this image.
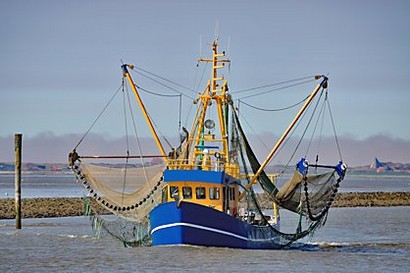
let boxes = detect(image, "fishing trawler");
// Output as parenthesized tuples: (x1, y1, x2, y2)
(69, 37, 346, 249)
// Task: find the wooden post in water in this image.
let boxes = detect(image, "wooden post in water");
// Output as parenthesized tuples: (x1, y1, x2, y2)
(15, 133, 22, 229)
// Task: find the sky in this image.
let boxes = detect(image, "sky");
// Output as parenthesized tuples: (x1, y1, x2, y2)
(1, 0, 409, 166)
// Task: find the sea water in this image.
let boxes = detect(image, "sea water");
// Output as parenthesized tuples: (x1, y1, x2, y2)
(0, 175, 85, 198)
(0, 174, 409, 272)
(0, 207, 409, 272)
(1, 173, 410, 198)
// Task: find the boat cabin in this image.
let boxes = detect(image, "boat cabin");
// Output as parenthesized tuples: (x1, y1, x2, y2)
(161, 169, 240, 216)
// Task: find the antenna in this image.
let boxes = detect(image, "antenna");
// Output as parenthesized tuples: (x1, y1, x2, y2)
(214, 20, 219, 41)
(199, 34, 202, 59)
(227, 36, 231, 79)
(227, 36, 231, 56)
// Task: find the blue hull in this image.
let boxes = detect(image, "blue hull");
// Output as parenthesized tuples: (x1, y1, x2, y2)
(149, 201, 282, 249)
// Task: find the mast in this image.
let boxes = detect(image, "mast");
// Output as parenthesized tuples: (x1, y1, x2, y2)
(190, 40, 231, 165)
(238, 75, 328, 200)
(121, 64, 168, 163)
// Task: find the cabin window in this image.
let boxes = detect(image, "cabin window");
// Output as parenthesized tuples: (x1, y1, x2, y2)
(209, 187, 220, 200)
(182, 186, 192, 199)
(195, 187, 206, 199)
(170, 186, 179, 198)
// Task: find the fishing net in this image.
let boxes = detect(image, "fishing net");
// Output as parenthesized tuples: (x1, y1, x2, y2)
(79, 162, 164, 221)
(238, 163, 341, 247)
(71, 158, 165, 246)
(276, 170, 339, 217)
(232, 105, 343, 247)
(67, 71, 344, 248)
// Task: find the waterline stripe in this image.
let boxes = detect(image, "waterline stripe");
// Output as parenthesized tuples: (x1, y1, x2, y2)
(151, 222, 249, 241)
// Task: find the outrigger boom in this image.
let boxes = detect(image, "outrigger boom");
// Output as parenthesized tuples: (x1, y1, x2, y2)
(238, 75, 328, 200)
(121, 64, 168, 164)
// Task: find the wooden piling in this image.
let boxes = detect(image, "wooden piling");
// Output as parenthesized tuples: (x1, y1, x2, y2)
(15, 133, 22, 229)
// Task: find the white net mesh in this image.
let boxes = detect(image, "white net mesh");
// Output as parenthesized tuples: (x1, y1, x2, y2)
(75, 161, 165, 222)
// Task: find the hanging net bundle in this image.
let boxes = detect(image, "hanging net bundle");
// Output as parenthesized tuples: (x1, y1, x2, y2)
(231, 101, 345, 246)
(70, 156, 165, 246)
(276, 167, 340, 217)
(79, 162, 164, 221)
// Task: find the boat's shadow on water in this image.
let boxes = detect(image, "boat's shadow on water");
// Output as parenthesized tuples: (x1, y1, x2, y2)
(290, 241, 410, 254)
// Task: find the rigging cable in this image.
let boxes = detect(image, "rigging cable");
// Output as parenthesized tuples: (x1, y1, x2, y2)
(131, 85, 184, 139)
(326, 89, 343, 161)
(178, 94, 182, 134)
(236, 91, 317, 173)
(238, 95, 309, 112)
(122, 77, 130, 154)
(133, 65, 194, 92)
(124, 80, 158, 206)
(292, 90, 323, 163)
(121, 78, 130, 201)
(148, 110, 174, 150)
(237, 107, 270, 151)
(131, 85, 175, 150)
(74, 84, 123, 150)
(237, 95, 309, 171)
(315, 93, 327, 165)
(130, 67, 194, 100)
(289, 89, 325, 165)
(277, 88, 325, 175)
(130, 66, 197, 138)
(304, 92, 327, 159)
(184, 61, 210, 129)
(125, 72, 185, 148)
(233, 104, 322, 245)
(236, 78, 317, 100)
(195, 61, 209, 92)
(233, 75, 316, 94)
(137, 85, 182, 97)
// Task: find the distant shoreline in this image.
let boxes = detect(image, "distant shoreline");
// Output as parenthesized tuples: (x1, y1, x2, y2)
(1, 161, 410, 176)
(1, 192, 409, 219)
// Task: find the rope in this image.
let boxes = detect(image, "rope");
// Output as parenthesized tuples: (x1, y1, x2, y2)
(291, 89, 325, 161)
(233, 75, 316, 94)
(124, 83, 159, 206)
(178, 94, 182, 133)
(326, 95, 343, 161)
(277, 88, 325, 175)
(316, 94, 327, 165)
(138, 85, 182, 97)
(131, 67, 194, 100)
(237, 108, 270, 151)
(148, 110, 173, 150)
(305, 93, 327, 158)
(194, 61, 209, 92)
(74, 84, 123, 150)
(133, 65, 194, 92)
(183, 62, 209, 129)
(238, 95, 309, 112)
(237, 79, 317, 100)
(121, 80, 130, 202)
